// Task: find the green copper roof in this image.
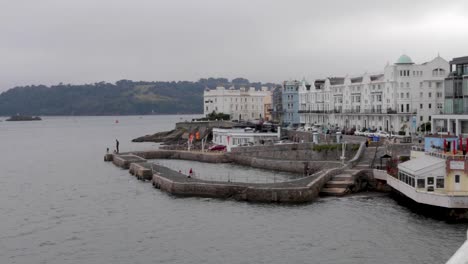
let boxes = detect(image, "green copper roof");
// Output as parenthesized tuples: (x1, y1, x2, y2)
(396, 54, 414, 64)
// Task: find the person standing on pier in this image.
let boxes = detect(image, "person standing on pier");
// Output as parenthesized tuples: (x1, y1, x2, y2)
(116, 139, 120, 153)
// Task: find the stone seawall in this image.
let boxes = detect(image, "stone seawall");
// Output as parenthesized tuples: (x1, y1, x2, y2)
(230, 142, 359, 162)
(154, 174, 247, 199)
(131, 150, 230, 163)
(229, 154, 341, 174)
(152, 167, 344, 203)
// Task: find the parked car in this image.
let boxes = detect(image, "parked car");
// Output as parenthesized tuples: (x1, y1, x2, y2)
(208, 145, 226, 151)
(362, 130, 372, 137)
(374, 131, 390, 138)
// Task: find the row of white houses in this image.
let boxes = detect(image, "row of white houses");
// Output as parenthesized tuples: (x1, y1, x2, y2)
(299, 54, 449, 133)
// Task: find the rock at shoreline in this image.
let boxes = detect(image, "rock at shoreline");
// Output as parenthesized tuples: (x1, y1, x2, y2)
(132, 128, 186, 143)
(6, 115, 42, 121)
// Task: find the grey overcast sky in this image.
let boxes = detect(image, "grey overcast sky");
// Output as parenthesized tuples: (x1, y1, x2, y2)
(1, 0, 467, 91)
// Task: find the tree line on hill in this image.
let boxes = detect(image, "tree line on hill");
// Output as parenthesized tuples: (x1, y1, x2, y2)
(0, 78, 277, 116)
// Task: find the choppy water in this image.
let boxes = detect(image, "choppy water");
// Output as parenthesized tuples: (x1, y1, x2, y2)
(0, 115, 466, 264)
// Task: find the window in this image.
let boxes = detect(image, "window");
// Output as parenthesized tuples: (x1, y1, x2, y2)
(428, 92, 432, 98)
(417, 179, 425, 188)
(429, 116, 431, 121)
(420, 82, 423, 88)
(436, 178, 445, 188)
(428, 103, 432, 109)
(420, 116, 423, 121)
(420, 104, 423, 109)
(406, 104, 410, 112)
(429, 82, 432, 88)
(455, 175, 460, 183)
(406, 92, 410, 98)
(428, 177, 434, 185)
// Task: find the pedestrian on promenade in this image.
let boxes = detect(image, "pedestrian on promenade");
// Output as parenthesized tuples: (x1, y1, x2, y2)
(188, 168, 193, 178)
(365, 139, 369, 148)
(116, 139, 120, 153)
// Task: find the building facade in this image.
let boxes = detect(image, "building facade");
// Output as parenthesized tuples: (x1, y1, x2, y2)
(432, 56, 468, 135)
(263, 90, 273, 121)
(282, 80, 303, 126)
(299, 55, 449, 133)
(203, 86, 270, 121)
(271, 86, 283, 123)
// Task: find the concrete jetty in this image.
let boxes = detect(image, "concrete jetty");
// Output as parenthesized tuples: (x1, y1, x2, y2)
(129, 162, 153, 181)
(112, 154, 147, 169)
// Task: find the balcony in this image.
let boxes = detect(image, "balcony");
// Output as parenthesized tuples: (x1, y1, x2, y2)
(333, 108, 406, 115)
(298, 110, 335, 114)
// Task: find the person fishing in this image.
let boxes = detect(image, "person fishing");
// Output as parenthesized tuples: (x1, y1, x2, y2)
(116, 139, 120, 153)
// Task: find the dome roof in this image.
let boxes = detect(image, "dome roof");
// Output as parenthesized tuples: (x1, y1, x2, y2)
(396, 54, 414, 64)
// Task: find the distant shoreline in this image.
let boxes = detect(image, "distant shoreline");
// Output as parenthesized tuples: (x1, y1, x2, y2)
(0, 113, 203, 118)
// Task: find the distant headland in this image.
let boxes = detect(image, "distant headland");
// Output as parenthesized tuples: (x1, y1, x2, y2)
(0, 78, 278, 116)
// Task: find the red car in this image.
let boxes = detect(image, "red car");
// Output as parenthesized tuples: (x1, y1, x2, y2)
(208, 145, 226, 151)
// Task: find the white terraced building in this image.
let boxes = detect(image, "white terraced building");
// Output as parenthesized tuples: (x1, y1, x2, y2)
(299, 55, 449, 133)
(204, 86, 270, 121)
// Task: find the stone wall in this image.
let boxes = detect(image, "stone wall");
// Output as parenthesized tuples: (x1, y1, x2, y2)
(153, 175, 246, 199)
(230, 142, 359, 162)
(152, 169, 342, 203)
(131, 150, 230, 163)
(286, 130, 338, 144)
(229, 155, 341, 174)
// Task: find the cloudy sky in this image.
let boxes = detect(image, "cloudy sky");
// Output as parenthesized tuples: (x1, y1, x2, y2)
(1, 0, 467, 91)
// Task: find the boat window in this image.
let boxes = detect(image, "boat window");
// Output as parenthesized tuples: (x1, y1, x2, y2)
(436, 178, 444, 188)
(417, 179, 425, 188)
(455, 175, 460, 183)
(427, 177, 434, 185)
